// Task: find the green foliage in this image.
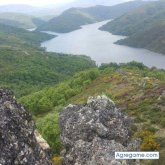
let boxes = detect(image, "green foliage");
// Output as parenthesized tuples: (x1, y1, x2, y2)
(0, 23, 54, 48)
(0, 48, 96, 97)
(142, 124, 158, 133)
(19, 62, 165, 155)
(36, 108, 62, 154)
(99, 62, 120, 70)
(0, 23, 96, 97)
(19, 69, 99, 115)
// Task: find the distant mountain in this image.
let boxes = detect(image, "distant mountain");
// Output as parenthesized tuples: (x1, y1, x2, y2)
(37, 8, 97, 33)
(100, 0, 165, 54)
(0, 12, 45, 29)
(67, 0, 136, 7)
(37, 1, 148, 33)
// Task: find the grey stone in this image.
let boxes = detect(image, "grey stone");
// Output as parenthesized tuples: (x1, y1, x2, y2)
(0, 89, 52, 165)
(59, 95, 140, 165)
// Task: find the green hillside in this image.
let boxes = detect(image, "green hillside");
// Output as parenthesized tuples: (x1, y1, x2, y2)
(100, 0, 165, 54)
(37, 1, 147, 33)
(19, 62, 165, 165)
(0, 24, 96, 97)
(0, 23, 54, 48)
(117, 23, 165, 54)
(37, 9, 97, 33)
(0, 12, 45, 29)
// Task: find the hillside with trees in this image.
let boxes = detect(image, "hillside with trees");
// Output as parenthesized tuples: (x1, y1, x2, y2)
(0, 24, 96, 97)
(37, 1, 148, 33)
(100, 0, 165, 54)
(19, 62, 165, 165)
(0, 23, 54, 48)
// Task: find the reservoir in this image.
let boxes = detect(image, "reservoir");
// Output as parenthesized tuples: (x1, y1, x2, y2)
(41, 20, 165, 69)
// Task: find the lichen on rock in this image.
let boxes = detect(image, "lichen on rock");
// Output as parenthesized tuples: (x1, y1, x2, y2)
(59, 95, 140, 165)
(0, 89, 52, 165)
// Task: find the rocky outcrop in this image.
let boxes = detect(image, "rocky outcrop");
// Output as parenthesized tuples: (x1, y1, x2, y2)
(59, 95, 140, 165)
(0, 89, 52, 165)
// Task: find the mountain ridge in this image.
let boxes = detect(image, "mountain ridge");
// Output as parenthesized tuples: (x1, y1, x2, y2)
(37, 1, 148, 33)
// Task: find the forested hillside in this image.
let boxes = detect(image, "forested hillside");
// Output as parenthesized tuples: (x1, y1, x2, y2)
(37, 1, 148, 33)
(0, 24, 96, 97)
(0, 23, 54, 48)
(100, 0, 165, 54)
(19, 62, 165, 165)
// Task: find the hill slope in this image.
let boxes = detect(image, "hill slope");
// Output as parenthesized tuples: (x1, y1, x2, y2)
(0, 23, 53, 48)
(0, 24, 96, 97)
(19, 62, 165, 163)
(37, 1, 148, 33)
(37, 8, 97, 33)
(116, 23, 165, 54)
(100, 0, 165, 54)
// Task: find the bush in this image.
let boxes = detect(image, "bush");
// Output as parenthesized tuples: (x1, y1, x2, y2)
(36, 110, 62, 154)
(136, 131, 160, 151)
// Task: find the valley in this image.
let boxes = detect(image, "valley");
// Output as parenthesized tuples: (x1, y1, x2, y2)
(0, 0, 164, 165)
(41, 20, 165, 69)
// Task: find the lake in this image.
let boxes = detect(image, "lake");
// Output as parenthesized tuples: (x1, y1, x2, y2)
(41, 20, 165, 69)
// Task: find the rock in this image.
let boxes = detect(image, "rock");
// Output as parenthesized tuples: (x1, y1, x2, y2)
(0, 89, 52, 165)
(34, 130, 51, 151)
(59, 95, 140, 165)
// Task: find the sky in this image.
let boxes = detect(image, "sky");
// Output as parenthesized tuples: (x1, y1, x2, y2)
(0, 0, 76, 6)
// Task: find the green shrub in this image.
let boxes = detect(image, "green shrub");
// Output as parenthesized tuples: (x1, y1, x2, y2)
(36, 110, 62, 154)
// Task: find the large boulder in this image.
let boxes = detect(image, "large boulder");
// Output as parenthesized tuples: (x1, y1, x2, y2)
(0, 89, 52, 165)
(59, 95, 140, 165)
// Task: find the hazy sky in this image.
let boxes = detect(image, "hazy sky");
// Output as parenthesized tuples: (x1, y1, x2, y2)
(0, 0, 133, 6)
(0, 0, 76, 6)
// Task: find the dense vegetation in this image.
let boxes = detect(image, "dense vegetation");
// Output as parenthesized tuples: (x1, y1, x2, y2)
(20, 69, 99, 115)
(0, 23, 54, 48)
(100, 0, 165, 54)
(0, 23, 96, 97)
(0, 12, 45, 29)
(19, 62, 165, 165)
(0, 48, 96, 97)
(37, 1, 147, 33)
